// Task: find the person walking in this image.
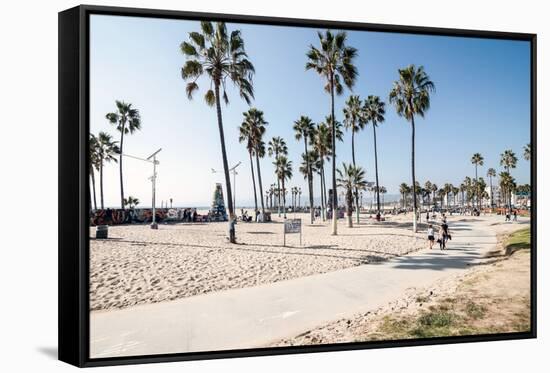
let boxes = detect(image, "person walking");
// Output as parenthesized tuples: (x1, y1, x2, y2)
(513, 210, 518, 221)
(427, 224, 435, 249)
(438, 224, 447, 250)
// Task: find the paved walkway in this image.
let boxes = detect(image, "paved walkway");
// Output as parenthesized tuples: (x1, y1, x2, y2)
(90, 216, 504, 358)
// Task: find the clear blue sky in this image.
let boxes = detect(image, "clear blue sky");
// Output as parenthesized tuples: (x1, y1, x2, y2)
(90, 15, 531, 208)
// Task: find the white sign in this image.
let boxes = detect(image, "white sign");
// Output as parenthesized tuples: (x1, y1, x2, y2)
(283, 218, 302, 246)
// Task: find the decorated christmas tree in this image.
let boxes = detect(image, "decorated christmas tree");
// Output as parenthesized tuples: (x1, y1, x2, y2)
(209, 183, 228, 221)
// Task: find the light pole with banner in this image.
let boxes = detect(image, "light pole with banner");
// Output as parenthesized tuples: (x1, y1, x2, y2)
(122, 148, 162, 229)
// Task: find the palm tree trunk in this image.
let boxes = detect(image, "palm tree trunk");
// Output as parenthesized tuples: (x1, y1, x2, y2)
(91, 169, 97, 211)
(119, 127, 125, 209)
(373, 122, 381, 215)
(351, 130, 360, 224)
(214, 82, 235, 242)
(282, 178, 286, 219)
(410, 113, 418, 233)
(489, 176, 493, 209)
(304, 139, 314, 225)
(100, 159, 104, 210)
(249, 152, 258, 213)
(330, 77, 338, 235)
(321, 164, 327, 221)
(347, 191, 353, 228)
(255, 151, 265, 218)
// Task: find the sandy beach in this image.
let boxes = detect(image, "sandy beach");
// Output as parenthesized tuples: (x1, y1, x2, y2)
(90, 212, 428, 311)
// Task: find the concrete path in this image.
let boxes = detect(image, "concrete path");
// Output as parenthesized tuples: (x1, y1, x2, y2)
(90, 216, 503, 358)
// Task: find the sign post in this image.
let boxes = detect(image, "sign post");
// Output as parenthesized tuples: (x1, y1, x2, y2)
(283, 218, 302, 247)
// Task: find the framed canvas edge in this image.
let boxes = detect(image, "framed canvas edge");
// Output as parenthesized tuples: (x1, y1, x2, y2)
(58, 4, 538, 368)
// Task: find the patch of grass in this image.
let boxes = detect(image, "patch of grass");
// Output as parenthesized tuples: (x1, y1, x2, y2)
(418, 311, 455, 328)
(504, 227, 531, 256)
(465, 301, 487, 319)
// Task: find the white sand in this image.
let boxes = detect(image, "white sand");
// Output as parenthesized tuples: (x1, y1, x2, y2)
(90, 212, 429, 311)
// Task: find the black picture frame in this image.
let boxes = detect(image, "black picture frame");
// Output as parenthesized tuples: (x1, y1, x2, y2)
(59, 4, 537, 368)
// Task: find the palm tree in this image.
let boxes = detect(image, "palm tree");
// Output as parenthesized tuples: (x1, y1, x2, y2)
(123, 196, 140, 209)
(106, 101, 141, 209)
(89, 134, 100, 211)
(399, 183, 410, 209)
(364, 95, 386, 216)
(306, 30, 358, 235)
(499, 171, 516, 214)
(268, 137, 288, 216)
(241, 108, 268, 219)
(343, 95, 366, 166)
(424, 181, 433, 207)
(389, 65, 435, 232)
(312, 122, 331, 220)
(275, 156, 293, 218)
(343, 95, 366, 223)
(452, 186, 460, 207)
(463, 177, 473, 207)
(471, 153, 484, 209)
(524, 143, 531, 161)
(443, 183, 453, 208)
(291, 186, 299, 210)
(294, 116, 316, 224)
(337, 163, 367, 227)
(379, 186, 387, 207)
(459, 183, 467, 207)
(238, 117, 259, 214)
(180, 22, 255, 241)
(96, 132, 120, 210)
(437, 189, 446, 208)
(487, 168, 496, 207)
(500, 149, 518, 173)
(431, 183, 438, 208)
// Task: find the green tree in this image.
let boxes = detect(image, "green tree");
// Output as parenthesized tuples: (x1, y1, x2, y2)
(294, 116, 317, 224)
(389, 65, 435, 232)
(337, 163, 367, 228)
(487, 168, 496, 207)
(399, 183, 410, 209)
(424, 181, 433, 206)
(364, 95, 386, 216)
(499, 171, 516, 214)
(523, 143, 531, 161)
(471, 153, 484, 209)
(312, 122, 331, 221)
(275, 155, 293, 219)
(500, 149, 518, 173)
(89, 134, 100, 211)
(241, 108, 268, 218)
(180, 22, 255, 242)
(343, 95, 366, 224)
(106, 101, 141, 209)
(96, 132, 120, 210)
(268, 137, 288, 215)
(123, 196, 140, 209)
(306, 30, 358, 235)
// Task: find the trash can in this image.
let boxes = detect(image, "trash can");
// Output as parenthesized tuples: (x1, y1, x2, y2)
(96, 225, 108, 239)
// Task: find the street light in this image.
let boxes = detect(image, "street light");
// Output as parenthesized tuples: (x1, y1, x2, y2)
(211, 161, 241, 211)
(122, 148, 162, 229)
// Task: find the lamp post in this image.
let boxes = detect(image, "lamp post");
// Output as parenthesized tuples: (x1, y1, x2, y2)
(122, 148, 162, 229)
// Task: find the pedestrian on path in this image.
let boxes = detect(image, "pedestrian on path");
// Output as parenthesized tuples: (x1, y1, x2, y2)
(438, 224, 447, 250)
(427, 224, 435, 249)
